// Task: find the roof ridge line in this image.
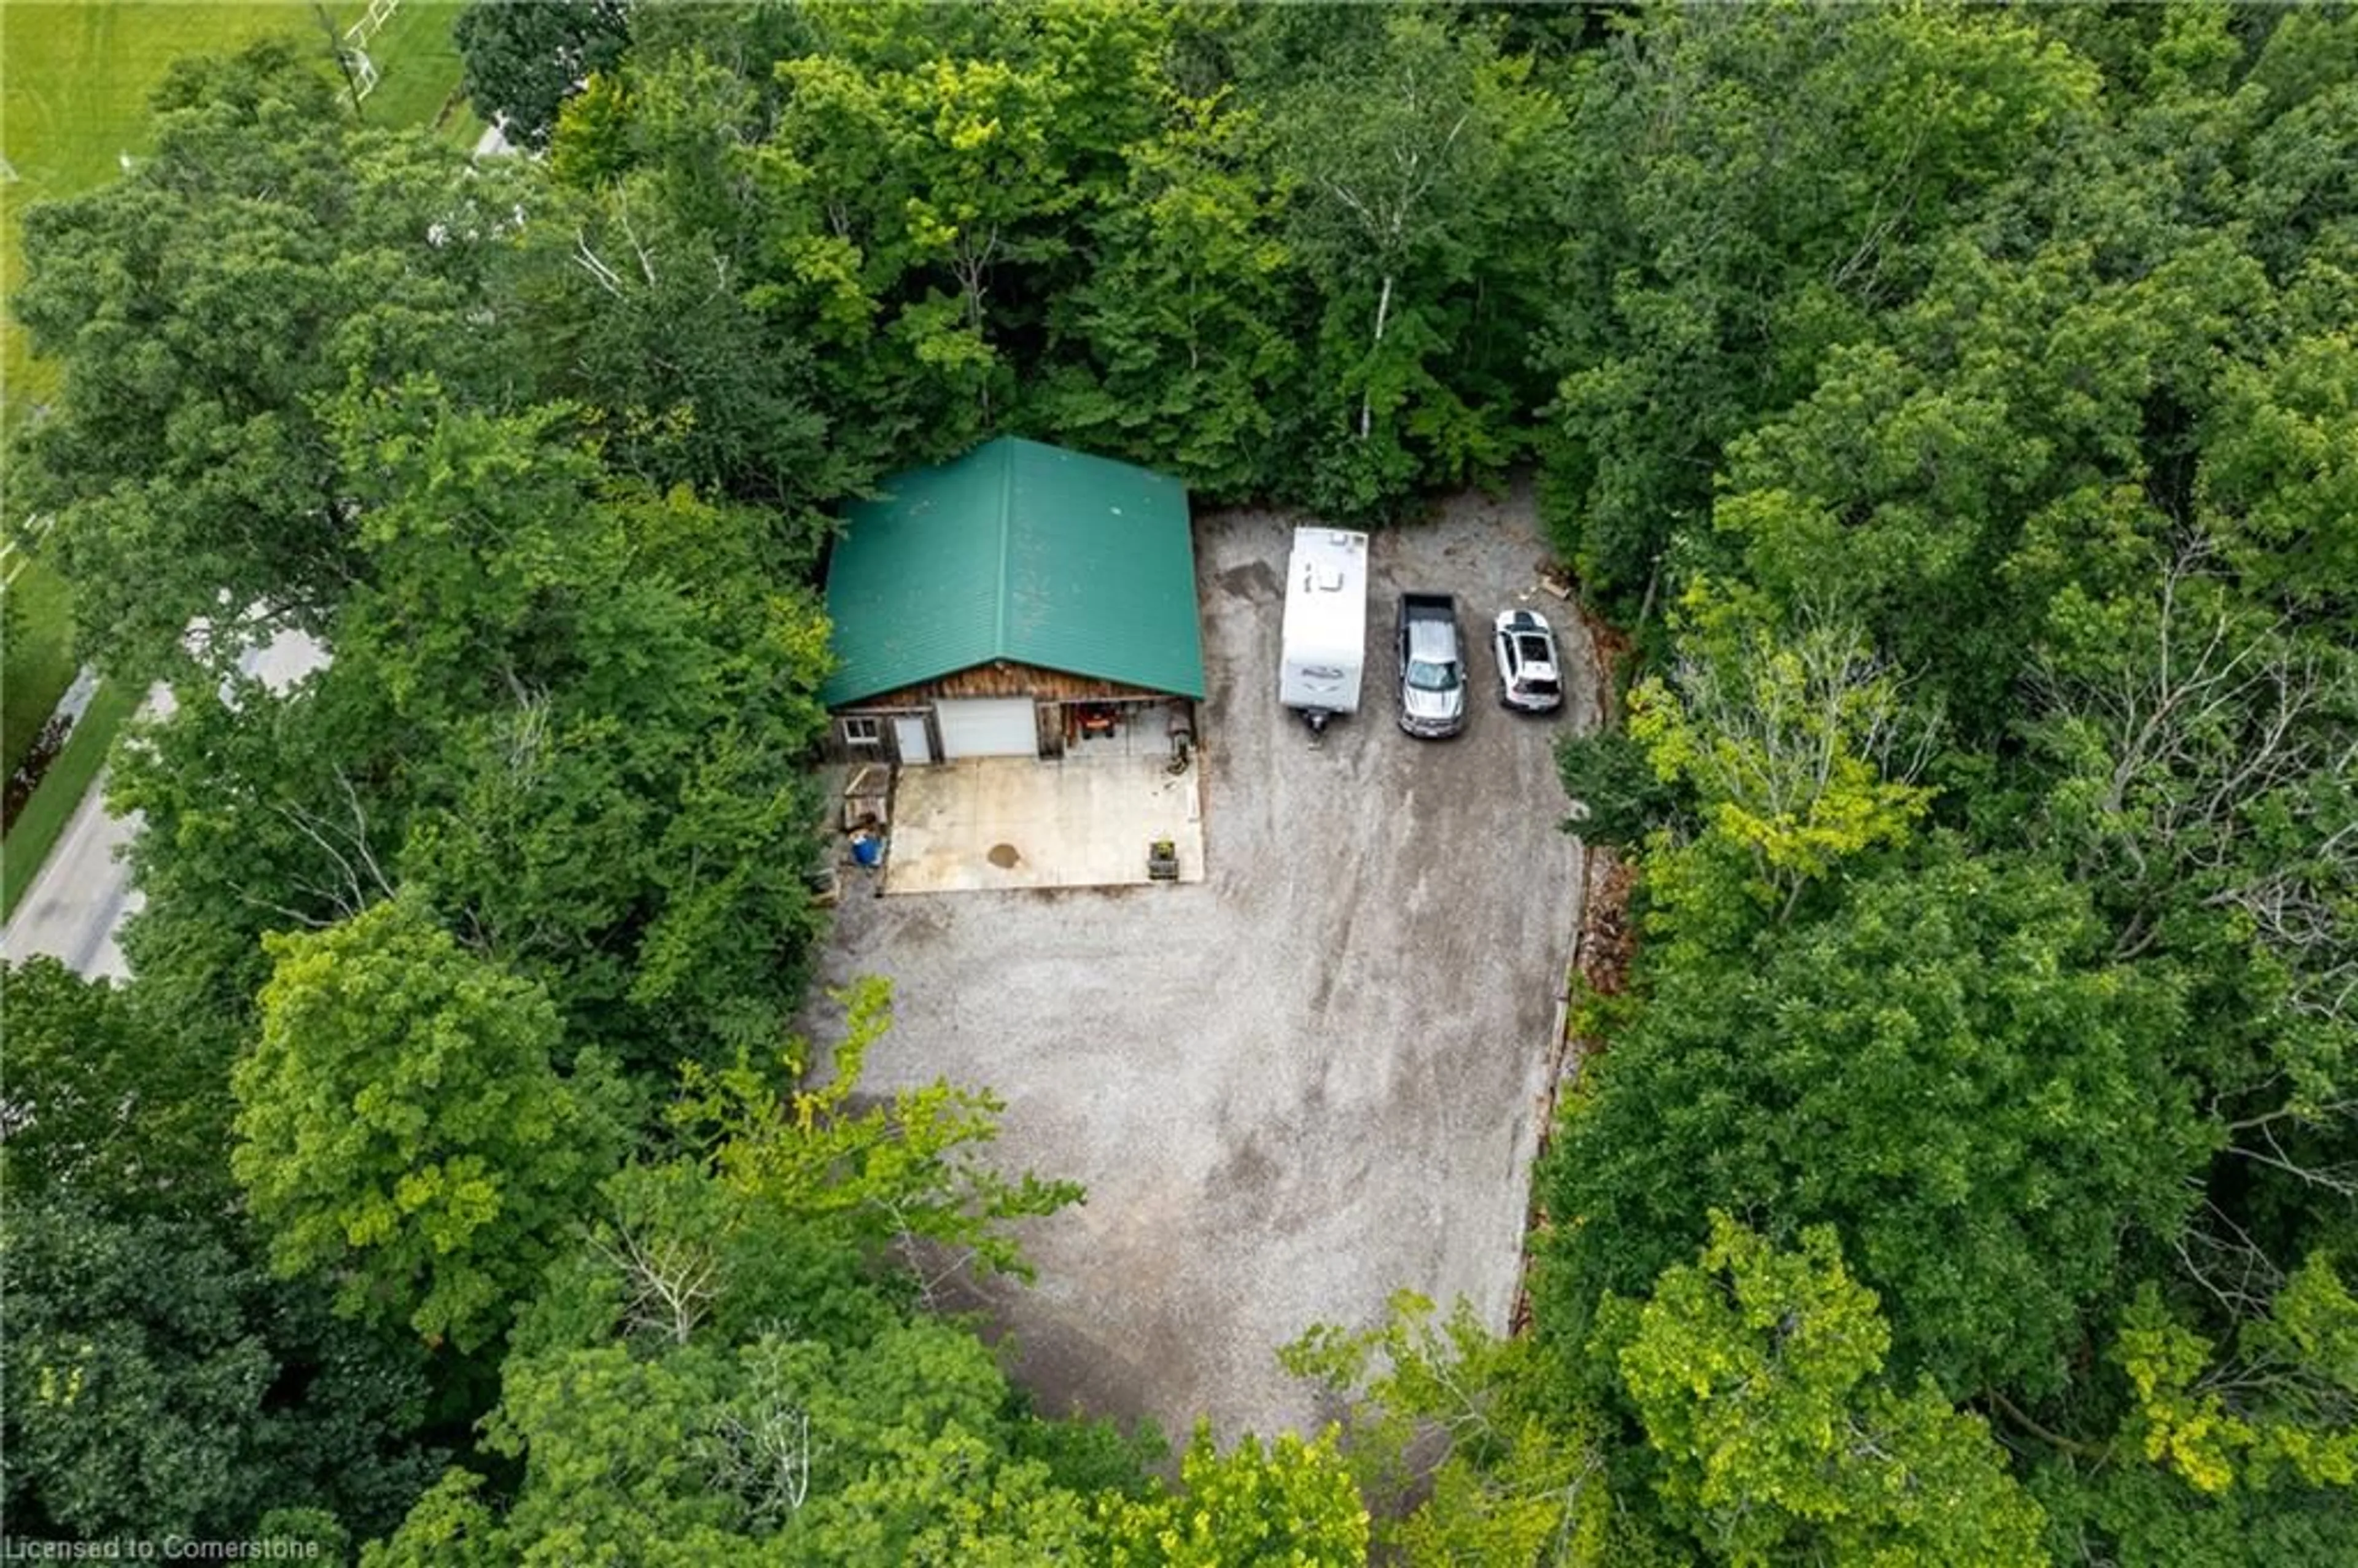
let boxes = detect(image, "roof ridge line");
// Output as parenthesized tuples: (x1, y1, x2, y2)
(994, 438, 1013, 660)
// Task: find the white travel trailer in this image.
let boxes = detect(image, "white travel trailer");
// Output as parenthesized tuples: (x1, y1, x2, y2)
(1278, 527, 1368, 732)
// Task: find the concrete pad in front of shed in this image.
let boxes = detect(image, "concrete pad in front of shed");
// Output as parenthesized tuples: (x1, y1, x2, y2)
(883, 756, 1206, 893)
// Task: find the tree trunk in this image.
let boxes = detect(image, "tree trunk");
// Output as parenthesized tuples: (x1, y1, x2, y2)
(1359, 272, 1395, 441)
(313, 5, 367, 122)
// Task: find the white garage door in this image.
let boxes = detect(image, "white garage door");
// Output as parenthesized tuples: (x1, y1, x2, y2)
(935, 698, 1039, 759)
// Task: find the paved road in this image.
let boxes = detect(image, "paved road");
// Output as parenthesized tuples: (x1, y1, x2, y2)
(2, 630, 325, 980)
(4, 766, 147, 977)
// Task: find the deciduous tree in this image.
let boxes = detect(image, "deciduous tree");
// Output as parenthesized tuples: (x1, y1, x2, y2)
(456, 0, 633, 150)
(1606, 1211, 2050, 1567)
(7, 39, 527, 680)
(1283, 1291, 1609, 1564)
(366, 984, 1129, 1564)
(2114, 1259, 2358, 1496)
(1271, 10, 1559, 511)
(0, 959, 230, 1213)
(112, 384, 839, 1075)
(232, 898, 629, 1350)
(1, 1193, 437, 1546)
(1541, 844, 2204, 1397)
(1622, 597, 1937, 923)
(1101, 1423, 1369, 1567)
(1039, 88, 1298, 500)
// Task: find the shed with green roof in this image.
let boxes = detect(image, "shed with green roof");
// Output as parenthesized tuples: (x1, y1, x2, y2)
(822, 438, 1206, 764)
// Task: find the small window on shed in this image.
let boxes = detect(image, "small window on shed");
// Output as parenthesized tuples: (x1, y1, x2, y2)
(842, 716, 882, 747)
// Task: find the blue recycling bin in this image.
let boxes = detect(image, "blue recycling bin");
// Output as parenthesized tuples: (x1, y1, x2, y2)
(851, 833, 883, 868)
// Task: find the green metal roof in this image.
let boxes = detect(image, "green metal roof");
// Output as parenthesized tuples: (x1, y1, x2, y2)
(821, 437, 1206, 705)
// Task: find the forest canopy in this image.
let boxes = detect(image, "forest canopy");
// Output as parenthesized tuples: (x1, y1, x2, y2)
(4, 4, 2353, 1564)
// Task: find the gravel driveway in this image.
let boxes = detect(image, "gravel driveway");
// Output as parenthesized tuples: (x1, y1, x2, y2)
(811, 484, 1595, 1443)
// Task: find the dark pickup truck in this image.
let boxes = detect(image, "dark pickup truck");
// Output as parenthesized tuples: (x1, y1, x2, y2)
(1396, 592, 1467, 739)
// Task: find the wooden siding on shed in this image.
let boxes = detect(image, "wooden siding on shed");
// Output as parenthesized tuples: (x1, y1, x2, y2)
(841, 659, 1169, 710)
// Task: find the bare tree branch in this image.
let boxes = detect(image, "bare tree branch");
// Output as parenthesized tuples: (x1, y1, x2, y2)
(590, 1191, 723, 1348)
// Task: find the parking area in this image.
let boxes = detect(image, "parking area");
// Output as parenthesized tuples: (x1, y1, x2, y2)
(811, 485, 1595, 1442)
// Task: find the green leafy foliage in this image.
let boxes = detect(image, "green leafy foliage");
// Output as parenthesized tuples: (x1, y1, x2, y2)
(0, 963, 439, 1545)
(2200, 325, 2358, 619)
(1, 1192, 439, 1545)
(505, 174, 858, 518)
(1282, 1291, 1609, 1563)
(748, 19, 1102, 443)
(1543, 841, 2205, 1397)
(111, 383, 839, 1074)
(1555, 728, 1685, 850)
(232, 898, 629, 1350)
(17, 5, 2358, 1556)
(2031, 1446, 2358, 1568)
(1541, 7, 2358, 1559)
(455, 0, 632, 149)
(1269, 8, 1562, 512)
(7, 37, 526, 681)
(1037, 87, 1298, 500)
(1100, 1422, 1370, 1567)
(365, 986, 1129, 1564)
(1625, 600, 1938, 917)
(372, 1324, 1124, 1566)
(2115, 1259, 2358, 1496)
(1536, 2, 2102, 615)
(666, 977, 1086, 1284)
(0, 959, 231, 1213)
(1608, 1212, 2049, 1567)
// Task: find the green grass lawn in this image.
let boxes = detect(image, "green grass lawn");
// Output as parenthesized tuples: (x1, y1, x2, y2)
(2, 549, 76, 778)
(349, 0, 476, 134)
